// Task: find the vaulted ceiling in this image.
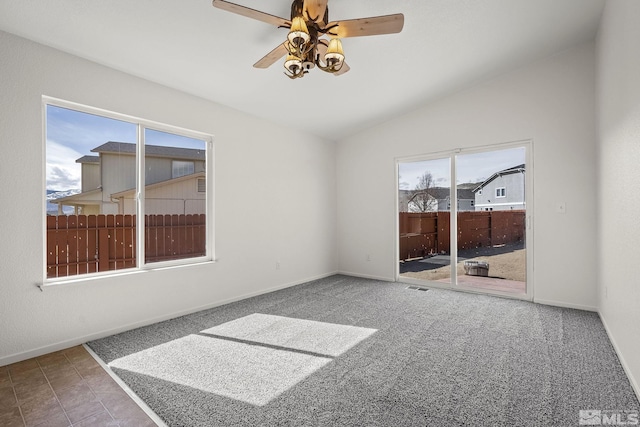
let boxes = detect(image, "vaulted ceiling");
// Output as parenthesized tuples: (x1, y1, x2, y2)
(0, 0, 605, 140)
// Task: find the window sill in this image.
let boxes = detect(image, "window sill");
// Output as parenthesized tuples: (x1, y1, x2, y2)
(39, 259, 216, 291)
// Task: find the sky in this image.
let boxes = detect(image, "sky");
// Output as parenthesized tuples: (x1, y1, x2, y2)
(46, 105, 205, 191)
(46, 105, 524, 192)
(398, 147, 525, 190)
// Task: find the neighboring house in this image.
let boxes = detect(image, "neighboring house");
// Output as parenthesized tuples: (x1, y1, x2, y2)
(428, 187, 475, 212)
(398, 190, 414, 212)
(398, 188, 475, 212)
(473, 164, 525, 211)
(51, 141, 206, 215)
(112, 171, 206, 215)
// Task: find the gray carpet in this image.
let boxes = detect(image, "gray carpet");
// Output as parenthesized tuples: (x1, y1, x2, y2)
(88, 275, 640, 426)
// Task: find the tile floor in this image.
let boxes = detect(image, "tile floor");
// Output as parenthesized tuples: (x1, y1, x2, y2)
(0, 346, 156, 427)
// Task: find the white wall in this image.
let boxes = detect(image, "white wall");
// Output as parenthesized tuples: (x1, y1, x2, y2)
(596, 0, 640, 399)
(0, 31, 337, 364)
(337, 42, 598, 310)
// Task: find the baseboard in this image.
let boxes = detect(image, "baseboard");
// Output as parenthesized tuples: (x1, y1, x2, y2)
(0, 271, 339, 367)
(336, 271, 395, 282)
(339, 275, 596, 311)
(0, 335, 97, 367)
(598, 312, 640, 404)
(533, 298, 597, 312)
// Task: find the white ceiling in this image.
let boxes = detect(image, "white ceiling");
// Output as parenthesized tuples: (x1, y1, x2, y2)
(0, 0, 605, 141)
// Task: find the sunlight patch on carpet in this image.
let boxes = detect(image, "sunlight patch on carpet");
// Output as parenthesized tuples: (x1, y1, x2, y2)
(201, 313, 378, 357)
(108, 314, 377, 406)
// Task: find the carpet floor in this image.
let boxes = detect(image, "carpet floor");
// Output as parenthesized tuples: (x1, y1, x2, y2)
(88, 275, 640, 426)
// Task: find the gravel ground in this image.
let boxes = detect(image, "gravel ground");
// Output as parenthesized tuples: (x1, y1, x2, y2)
(400, 246, 526, 282)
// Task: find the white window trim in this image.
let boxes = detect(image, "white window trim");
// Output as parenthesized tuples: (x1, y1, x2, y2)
(496, 187, 506, 198)
(42, 96, 216, 286)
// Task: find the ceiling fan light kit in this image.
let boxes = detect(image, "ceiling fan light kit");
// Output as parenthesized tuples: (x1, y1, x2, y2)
(212, 0, 404, 79)
(324, 38, 345, 67)
(288, 16, 311, 47)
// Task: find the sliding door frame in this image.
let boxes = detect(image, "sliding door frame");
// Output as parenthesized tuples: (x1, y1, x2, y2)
(395, 139, 534, 302)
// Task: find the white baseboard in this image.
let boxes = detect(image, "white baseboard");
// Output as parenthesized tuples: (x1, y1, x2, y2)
(1, 336, 95, 367)
(0, 271, 338, 367)
(534, 298, 598, 312)
(598, 312, 640, 404)
(336, 271, 394, 282)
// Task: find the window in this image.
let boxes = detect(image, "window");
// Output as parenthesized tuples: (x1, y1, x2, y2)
(44, 98, 213, 281)
(197, 178, 206, 193)
(496, 187, 506, 198)
(172, 160, 195, 178)
(478, 189, 482, 196)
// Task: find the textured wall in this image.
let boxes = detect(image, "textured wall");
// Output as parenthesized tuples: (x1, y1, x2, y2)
(337, 42, 598, 310)
(0, 30, 338, 364)
(596, 0, 640, 400)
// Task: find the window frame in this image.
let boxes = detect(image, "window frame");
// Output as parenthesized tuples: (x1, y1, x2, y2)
(42, 96, 215, 285)
(495, 187, 506, 198)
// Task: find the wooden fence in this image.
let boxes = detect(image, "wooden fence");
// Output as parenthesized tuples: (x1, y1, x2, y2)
(46, 214, 206, 278)
(399, 210, 525, 261)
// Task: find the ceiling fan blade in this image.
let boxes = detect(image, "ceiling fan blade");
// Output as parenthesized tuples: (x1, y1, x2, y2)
(325, 13, 404, 38)
(212, 0, 290, 28)
(303, 0, 328, 25)
(317, 39, 350, 76)
(253, 42, 289, 69)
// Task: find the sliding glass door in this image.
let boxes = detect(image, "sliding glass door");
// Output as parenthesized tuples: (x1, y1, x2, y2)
(398, 157, 452, 284)
(397, 143, 530, 299)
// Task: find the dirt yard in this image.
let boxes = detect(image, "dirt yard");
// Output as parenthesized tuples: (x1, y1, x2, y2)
(400, 248, 526, 282)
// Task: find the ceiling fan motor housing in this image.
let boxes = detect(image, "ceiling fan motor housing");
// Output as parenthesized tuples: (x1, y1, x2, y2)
(291, 0, 328, 25)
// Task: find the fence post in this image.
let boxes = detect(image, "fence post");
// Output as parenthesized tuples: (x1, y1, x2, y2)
(97, 215, 109, 272)
(46, 216, 58, 278)
(439, 212, 450, 253)
(489, 212, 493, 247)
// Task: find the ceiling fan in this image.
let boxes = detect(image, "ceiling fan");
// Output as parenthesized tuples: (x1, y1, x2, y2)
(212, 0, 404, 79)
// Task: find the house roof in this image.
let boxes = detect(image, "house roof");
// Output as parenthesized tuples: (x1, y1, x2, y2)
(111, 172, 206, 198)
(49, 188, 103, 205)
(76, 155, 100, 164)
(91, 142, 205, 161)
(401, 187, 475, 201)
(473, 164, 526, 192)
(428, 187, 475, 200)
